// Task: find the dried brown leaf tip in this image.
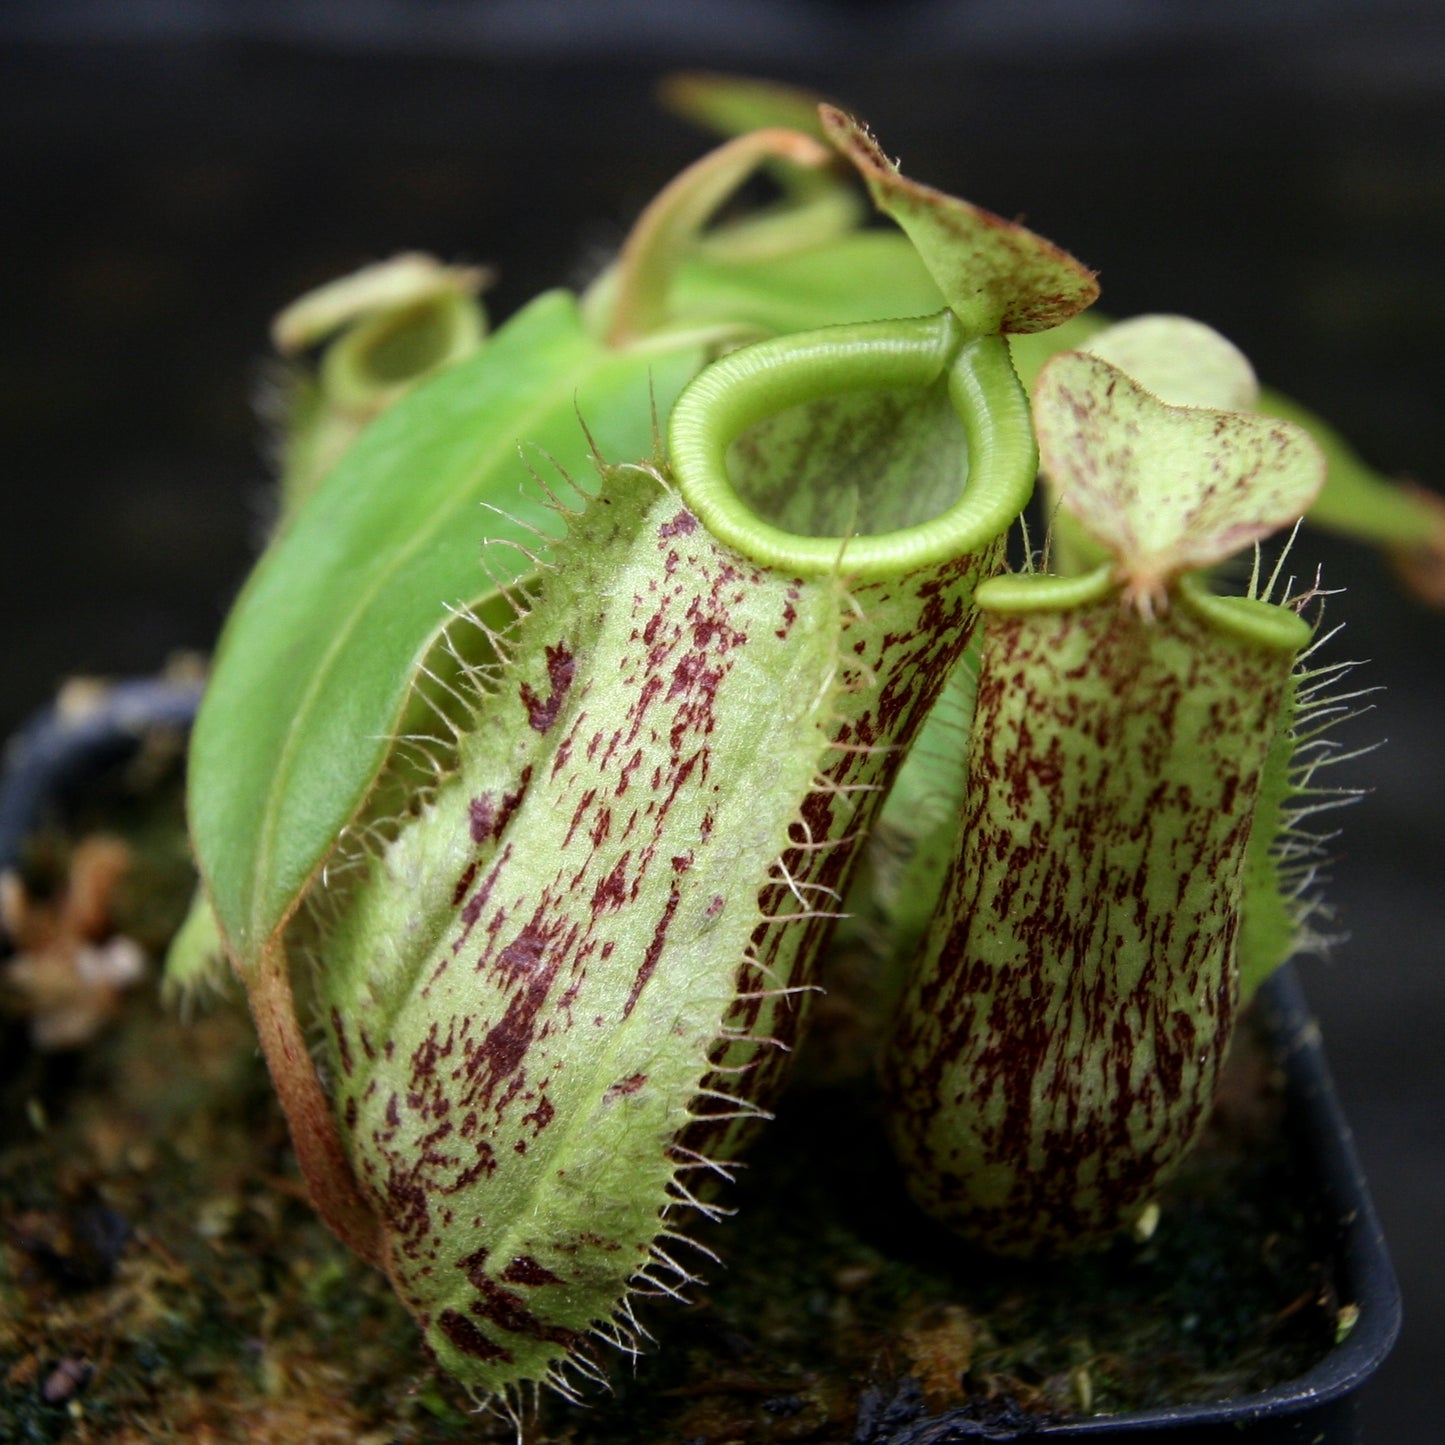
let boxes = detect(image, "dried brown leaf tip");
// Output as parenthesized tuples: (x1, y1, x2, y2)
(818, 105, 1099, 335)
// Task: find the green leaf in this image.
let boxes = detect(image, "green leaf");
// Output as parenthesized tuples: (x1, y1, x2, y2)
(658, 71, 837, 144)
(190, 290, 708, 972)
(603, 127, 833, 345)
(1259, 387, 1445, 604)
(1259, 386, 1433, 544)
(662, 230, 946, 334)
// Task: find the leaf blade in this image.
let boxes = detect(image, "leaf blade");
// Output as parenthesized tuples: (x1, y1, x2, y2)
(191, 290, 706, 968)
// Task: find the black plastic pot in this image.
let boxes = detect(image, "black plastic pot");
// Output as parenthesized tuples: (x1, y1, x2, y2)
(0, 679, 1401, 1443)
(0, 675, 204, 894)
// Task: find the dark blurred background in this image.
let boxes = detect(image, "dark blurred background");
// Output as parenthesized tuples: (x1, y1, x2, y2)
(2, 3, 1441, 1440)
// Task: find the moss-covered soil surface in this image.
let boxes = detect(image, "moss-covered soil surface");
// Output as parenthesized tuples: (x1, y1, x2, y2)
(0, 753, 1344, 1444)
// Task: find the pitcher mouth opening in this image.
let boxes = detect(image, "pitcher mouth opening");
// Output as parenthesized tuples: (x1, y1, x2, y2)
(667, 311, 1037, 580)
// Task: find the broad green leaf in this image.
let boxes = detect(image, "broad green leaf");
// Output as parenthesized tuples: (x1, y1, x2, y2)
(191, 290, 709, 971)
(581, 229, 946, 341)
(665, 230, 946, 332)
